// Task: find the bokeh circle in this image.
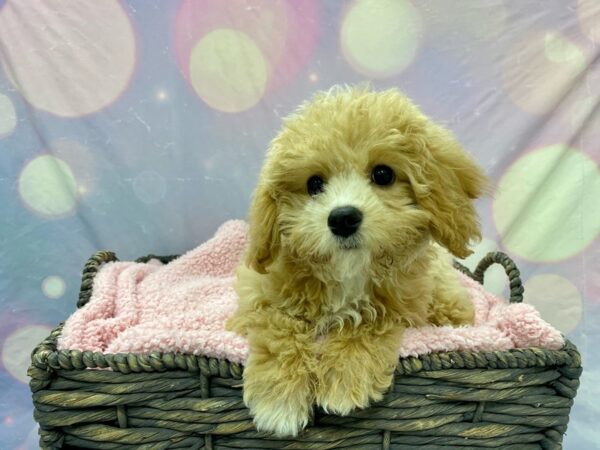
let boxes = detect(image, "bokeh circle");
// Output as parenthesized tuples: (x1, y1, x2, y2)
(42, 275, 66, 299)
(494, 145, 600, 262)
(524, 274, 583, 335)
(132, 170, 167, 204)
(174, 0, 319, 112)
(0, 0, 136, 117)
(2, 324, 52, 383)
(19, 155, 78, 218)
(190, 29, 268, 113)
(340, 0, 423, 78)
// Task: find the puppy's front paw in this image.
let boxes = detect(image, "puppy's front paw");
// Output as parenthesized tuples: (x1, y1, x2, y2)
(243, 358, 314, 437)
(316, 377, 371, 416)
(316, 339, 396, 416)
(316, 364, 392, 416)
(246, 390, 310, 437)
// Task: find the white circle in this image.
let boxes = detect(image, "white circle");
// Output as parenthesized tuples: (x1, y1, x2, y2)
(42, 275, 66, 299)
(132, 170, 167, 204)
(341, 0, 423, 78)
(2, 325, 53, 383)
(524, 274, 583, 334)
(0, 0, 136, 117)
(0, 93, 17, 137)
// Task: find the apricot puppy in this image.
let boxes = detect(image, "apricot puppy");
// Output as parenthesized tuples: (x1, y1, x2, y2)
(226, 86, 488, 436)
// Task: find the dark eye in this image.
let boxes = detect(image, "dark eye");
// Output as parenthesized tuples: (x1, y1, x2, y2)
(371, 165, 395, 186)
(307, 175, 325, 196)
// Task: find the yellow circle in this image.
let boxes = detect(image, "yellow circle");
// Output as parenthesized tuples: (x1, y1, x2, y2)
(0, 0, 136, 117)
(0, 93, 17, 137)
(189, 29, 268, 113)
(341, 0, 422, 78)
(461, 238, 507, 297)
(494, 145, 600, 262)
(42, 275, 66, 299)
(19, 155, 78, 217)
(524, 274, 582, 334)
(2, 325, 52, 383)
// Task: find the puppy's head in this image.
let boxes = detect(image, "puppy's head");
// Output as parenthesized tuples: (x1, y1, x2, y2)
(245, 87, 488, 274)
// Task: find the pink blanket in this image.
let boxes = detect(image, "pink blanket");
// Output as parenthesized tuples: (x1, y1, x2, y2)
(58, 220, 564, 363)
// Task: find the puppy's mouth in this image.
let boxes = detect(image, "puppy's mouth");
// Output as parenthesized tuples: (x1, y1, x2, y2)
(336, 235, 361, 250)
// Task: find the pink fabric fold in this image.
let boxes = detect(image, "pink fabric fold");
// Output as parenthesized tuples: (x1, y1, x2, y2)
(57, 220, 564, 364)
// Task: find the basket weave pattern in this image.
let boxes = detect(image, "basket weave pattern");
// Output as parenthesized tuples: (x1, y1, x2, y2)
(29, 251, 581, 449)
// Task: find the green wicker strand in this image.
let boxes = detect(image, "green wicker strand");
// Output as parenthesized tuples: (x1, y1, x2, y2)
(77, 251, 118, 308)
(473, 251, 525, 303)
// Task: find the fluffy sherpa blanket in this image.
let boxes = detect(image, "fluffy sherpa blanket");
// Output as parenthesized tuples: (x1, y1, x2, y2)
(58, 220, 564, 363)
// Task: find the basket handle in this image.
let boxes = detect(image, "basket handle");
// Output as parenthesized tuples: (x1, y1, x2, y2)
(474, 251, 524, 303)
(77, 251, 118, 308)
(453, 251, 524, 303)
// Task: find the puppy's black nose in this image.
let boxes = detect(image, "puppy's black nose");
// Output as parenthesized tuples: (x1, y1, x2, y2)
(328, 206, 363, 238)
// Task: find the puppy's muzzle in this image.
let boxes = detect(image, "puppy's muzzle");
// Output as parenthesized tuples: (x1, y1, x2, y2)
(328, 206, 363, 238)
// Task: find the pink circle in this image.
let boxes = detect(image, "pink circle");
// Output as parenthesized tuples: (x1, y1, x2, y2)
(174, 0, 319, 94)
(0, 0, 137, 118)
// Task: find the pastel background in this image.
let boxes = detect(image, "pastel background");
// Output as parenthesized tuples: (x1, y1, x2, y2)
(0, 0, 598, 448)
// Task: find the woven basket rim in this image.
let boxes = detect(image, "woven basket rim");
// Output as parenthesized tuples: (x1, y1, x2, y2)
(29, 249, 582, 385)
(30, 323, 581, 380)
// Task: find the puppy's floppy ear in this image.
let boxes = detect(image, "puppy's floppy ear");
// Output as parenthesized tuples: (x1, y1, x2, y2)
(244, 179, 280, 273)
(409, 124, 489, 258)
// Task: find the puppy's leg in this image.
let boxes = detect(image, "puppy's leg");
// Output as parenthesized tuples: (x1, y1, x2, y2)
(316, 325, 402, 415)
(241, 311, 316, 436)
(428, 249, 475, 327)
(429, 271, 475, 327)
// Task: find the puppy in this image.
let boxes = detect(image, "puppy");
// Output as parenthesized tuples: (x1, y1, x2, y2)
(226, 86, 488, 436)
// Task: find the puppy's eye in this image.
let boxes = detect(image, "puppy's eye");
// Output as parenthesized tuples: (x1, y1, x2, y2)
(307, 175, 325, 196)
(371, 165, 395, 186)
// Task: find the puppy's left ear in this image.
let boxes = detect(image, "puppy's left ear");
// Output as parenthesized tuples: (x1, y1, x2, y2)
(244, 179, 280, 273)
(411, 124, 490, 258)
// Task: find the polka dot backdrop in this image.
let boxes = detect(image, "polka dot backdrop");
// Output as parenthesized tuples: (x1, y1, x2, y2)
(0, 1, 598, 448)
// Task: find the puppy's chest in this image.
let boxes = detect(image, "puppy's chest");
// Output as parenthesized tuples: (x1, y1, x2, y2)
(315, 272, 373, 334)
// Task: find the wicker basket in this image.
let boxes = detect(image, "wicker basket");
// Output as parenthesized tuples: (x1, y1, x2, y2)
(29, 251, 581, 449)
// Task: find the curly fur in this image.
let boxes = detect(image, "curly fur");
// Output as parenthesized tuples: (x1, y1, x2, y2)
(226, 86, 489, 436)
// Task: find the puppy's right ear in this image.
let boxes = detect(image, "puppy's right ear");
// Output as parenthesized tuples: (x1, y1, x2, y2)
(245, 181, 279, 273)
